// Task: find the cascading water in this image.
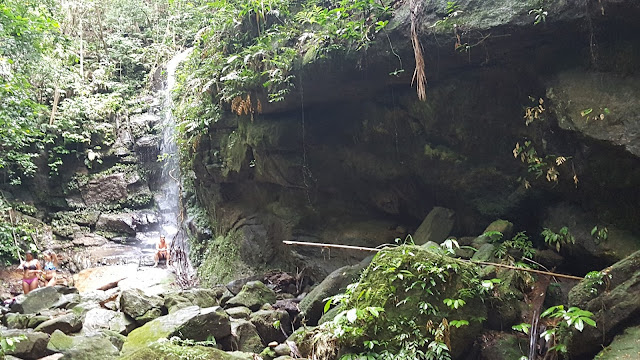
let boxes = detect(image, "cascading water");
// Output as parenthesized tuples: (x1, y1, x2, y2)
(155, 48, 197, 286)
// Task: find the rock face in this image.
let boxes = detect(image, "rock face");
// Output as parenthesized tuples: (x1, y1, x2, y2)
(595, 325, 640, 359)
(568, 249, 640, 358)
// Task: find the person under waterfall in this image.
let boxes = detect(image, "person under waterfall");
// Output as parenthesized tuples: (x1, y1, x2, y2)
(154, 235, 170, 267)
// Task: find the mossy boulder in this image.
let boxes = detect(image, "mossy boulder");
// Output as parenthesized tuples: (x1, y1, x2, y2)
(301, 245, 487, 359)
(47, 329, 119, 360)
(0, 329, 50, 360)
(119, 340, 252, 360)
(231, 319, 264, 353)
(34, 313, 82, 334)
(413, 207, 455, 245)
(249, 309, 291, 344)
(226, 281, 276, 311)
(119, 288, 164, 324)
(120, 305, 231, 355)
(568, 249, 640, 358)
(11, 286, 61, 314)
(482, 220, 514, 239)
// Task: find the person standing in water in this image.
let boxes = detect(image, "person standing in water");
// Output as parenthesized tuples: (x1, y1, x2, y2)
(154, 235, 170, 267)
(42, 250, 59, 287)
(18, 250, 41, 294)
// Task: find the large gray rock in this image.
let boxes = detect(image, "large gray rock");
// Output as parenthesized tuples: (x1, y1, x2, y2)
(119, 288, 164, 323)
(298, 262, 367, 325)
(81, 173, 128, 206)
(11, 287, 61, 314)
(164, 287, 230, 313)
(412, 207, 455, 245)
(47, 329, 119, 360)
(0, 329, 50, 360)
(226, 306, 252, 319)
(231, 319, 264, 353)
(250, 309, 291, 344)
(120, 305, 231, 355)
(72, 233, 108, 247)
(568, 249, 640, 358)
(95, 212, 136, 235)
(34, 313, 82, 334)
(81, 308, 135, 335)
(226, 281, 276, 311)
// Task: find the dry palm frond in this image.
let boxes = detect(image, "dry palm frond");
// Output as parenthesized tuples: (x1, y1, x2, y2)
(555, 156, 567, 166)
(410, 0, 426, 101)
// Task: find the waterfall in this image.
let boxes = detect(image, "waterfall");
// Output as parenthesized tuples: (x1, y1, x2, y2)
(158, 48, 197, 287)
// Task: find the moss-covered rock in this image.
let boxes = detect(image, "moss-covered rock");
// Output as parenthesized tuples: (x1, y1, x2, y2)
(226, 281, 276, 311)
(47, 329, 119, 360)
(477, 331, 527, 360)
(300, 245, 487, 359)
(594, 325, 640, 360)
(119, 339, 250, 360)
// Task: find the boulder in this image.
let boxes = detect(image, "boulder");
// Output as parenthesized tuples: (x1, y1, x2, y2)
(34, 313, 82, 334)
(226, 306, 252, 319)
(0, 329, 50, 360)
(47, 329, 119, 360)
(231, 319, 264, 353)
(81, 308, 136, 335)
(226, 281, 276, 311)
(119, 288, 164, 323)
(5, 313, 50, 329)
(250, 309, 292, 344)
(10, 287, 62, 314)
(120, 339, 251, 360)
(412, 207, 455, 245)
(298, 262, 367, 325)
(226, 275, 262, 295)
(95, 212, 136, 235)
(568, 249, 640, 358)
(72, 233, 108, 247)
(121, 305, 231, 355)
(482, 219, 514, 239)
(594, 325, 640, 359)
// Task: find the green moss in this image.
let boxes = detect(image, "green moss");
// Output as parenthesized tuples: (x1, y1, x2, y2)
(197, 230, 254, 286)
(119, 340, 244, 360)
(48, 330, 75, 351)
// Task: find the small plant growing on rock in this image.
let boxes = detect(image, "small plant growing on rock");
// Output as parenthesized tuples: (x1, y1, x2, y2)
(540, 305, 596, 356)
(541, 227, 575, 252)
(590, 226, 608, 244)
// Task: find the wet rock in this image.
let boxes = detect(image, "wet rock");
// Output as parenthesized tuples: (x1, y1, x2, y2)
(119, 288, 164, 323)
(11, 287, 62, 314)
(226, 306, 252, 319)
(47, 329, 119, 360)
(568, 249, 640, 358)
(298, 262, 366, 326)
(96, 212, 136, 235)
(226, 281, 276, 311)
(0, 329, 50, 360)
(34, 313, 82, 334)
(594, 324, 640, 359)
(250, 309, 291, 344)
(231, 319, 264, 353)
(121, 305, 231, 355)
(81, 308, 135, 335)
(413, 207, 455, 245)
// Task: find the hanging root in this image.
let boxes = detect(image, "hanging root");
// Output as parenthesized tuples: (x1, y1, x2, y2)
(410, 0, 427, 101)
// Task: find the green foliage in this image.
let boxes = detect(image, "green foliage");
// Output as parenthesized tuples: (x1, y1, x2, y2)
(173, 0, 391, 151)
(540, 305, 596, 355)
(1, 334, 25, 357)
(319, 246, 489, 360)
(541, 226, 575, 252)
(511, 322, 531, 335)
(583, 271, 608, 296)
(591, 225, 608, 243)
(529, 8, 547, 25)
(493, 231, 536, 261)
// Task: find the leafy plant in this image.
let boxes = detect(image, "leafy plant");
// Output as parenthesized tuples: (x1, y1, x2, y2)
(493, 231, 536, 260)
(540, 305, 596, 355)
(583, 271, 608, 295)
(591, 226, 608, 243)
(1, 335, 24, 357)
(541, 227, 575, 252)
(529, 8, 548, 24)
